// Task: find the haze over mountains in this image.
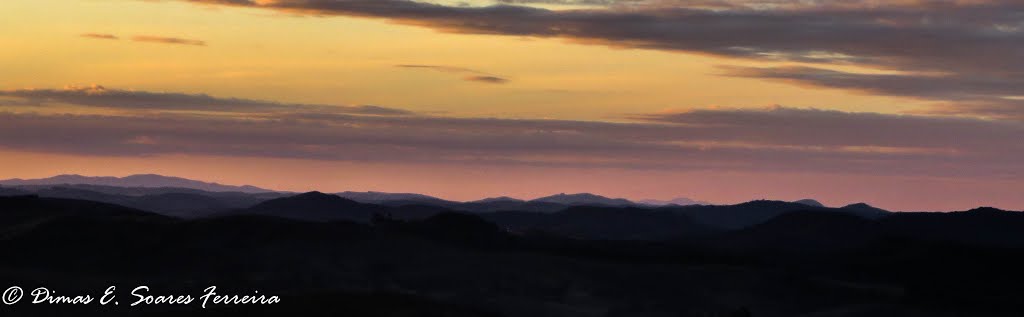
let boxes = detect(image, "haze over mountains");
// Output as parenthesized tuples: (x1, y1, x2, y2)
(2, 174, 842, 210)
(0, 174, 898, 235)
(0, 175, 1015, 247)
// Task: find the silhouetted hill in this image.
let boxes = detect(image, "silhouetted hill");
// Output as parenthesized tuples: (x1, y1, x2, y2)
(0, 195, 173, 236)
(336, 191, 458, 207)
(8, 185, 277, 218)
(794, 198, 825, 207)
(668, 200, 833, 230)
(238, 194, 894, 237)
(0, 186, 28, 196)
(34, 186, 128, 203)
(469, 196, 524, 204)
(241, 191, 386, 222)
(702, 207, 1024, 252)
(0, 174, 273, 193)
(530, 193, 635, 206)
(637, 197, 707, 206)
(482, 206, 717, 240)
(841, 202, 890, 218)
(710, 211, 881, 252)
(881, 207, 1024, 247)
(238, 191, 451, 223)
(10, 183, 288, 199)
(454, 200, 569, 213)
(126, 192, 232, 218)
(382, 212, 511, 246)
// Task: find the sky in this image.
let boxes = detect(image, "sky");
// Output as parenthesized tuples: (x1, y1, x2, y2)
(1, 0, 1022, 211)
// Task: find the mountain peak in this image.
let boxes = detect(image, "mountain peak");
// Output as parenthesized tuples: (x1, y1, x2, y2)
(965, 206, 1007, 213)
(839, 202, 890, 218)
(294, 191, 331, 198)
(252, 191, 362, 208)
(243, 191, 376, 222)
(841, 202, 885, 211)
(470, 196, 524, 203)
(793, 199, 825, 207)
(530, 193, 634, 206)
(335, 191, 448, 204)
(638, 197, 707, 206)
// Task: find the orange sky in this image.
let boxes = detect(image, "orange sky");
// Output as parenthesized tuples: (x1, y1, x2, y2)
(1, 0, 1022, 211)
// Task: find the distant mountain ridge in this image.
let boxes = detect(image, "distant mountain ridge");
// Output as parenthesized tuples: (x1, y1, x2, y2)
(638, 197, 708, 206)
(793, 199, 825, 207)
(0, 174, 273, 193)
(530, 193, 634, 206)
(0, 174, 725, 209)
(336, 191, 457, 206)
(470, 196, 524, 204)
(0, 184, 288, 218)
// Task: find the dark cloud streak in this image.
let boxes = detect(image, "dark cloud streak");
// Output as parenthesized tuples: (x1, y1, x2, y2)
(0, 85, 413, 116)
(464, 75, 509, 84)
(131, 35, 207, 46)
(720, 66, 1024, 120)
(396, 64, 510, 84)
(80, 33, 119, 40)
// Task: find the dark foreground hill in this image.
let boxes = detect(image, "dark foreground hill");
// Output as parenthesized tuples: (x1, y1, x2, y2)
(0, 184, 288, 218)
(706, 207, 1024, 252)
(1, 195, 1024, 316)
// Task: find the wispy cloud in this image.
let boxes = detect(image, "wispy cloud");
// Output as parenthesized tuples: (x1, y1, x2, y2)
(396, 65, 483, 74)
(396, 64, 510, 84)
(465, 76, 509, 84)
(177, 0, 1024, 118)
(719, 66, 1024, 120)
(1, 87, 1021, 180)
(78, 33, 209, 47)
(0, 85, 412, 116)
(80, 33, 119, 40)
(131, 35, 206, 46)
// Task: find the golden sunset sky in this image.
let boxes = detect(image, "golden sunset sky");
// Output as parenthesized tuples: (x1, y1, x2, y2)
(2, 0, 1022, 210)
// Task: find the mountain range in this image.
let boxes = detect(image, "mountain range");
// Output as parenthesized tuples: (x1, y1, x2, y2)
(2, 174, 867, 213)
(0, 174, 273, 193)
(0, 177, 892, 237)
(1, 174, 1023, 316)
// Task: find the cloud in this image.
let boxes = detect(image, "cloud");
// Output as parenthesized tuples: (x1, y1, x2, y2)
(80, 33, 119, 40)
(0, 85, 413, 116)
(719, 66, 1024, 120)
(396, 64, 510, 84)
(396, 64, 483, 73)
(78, 33, 210, 47)
(1, 86, 1021, 179)
(174, 0, 1024, 118)
(464, 76, 510, 84)
(493, 0, 624, 6)
(131, 35, 207, 46)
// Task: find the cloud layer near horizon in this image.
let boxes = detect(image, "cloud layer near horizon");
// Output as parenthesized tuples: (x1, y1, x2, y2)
(80, 33, 208, 46)
(1, 86, 1021, 181)
(0, 85, 412, 116)
(174, 0, 1024, 119)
